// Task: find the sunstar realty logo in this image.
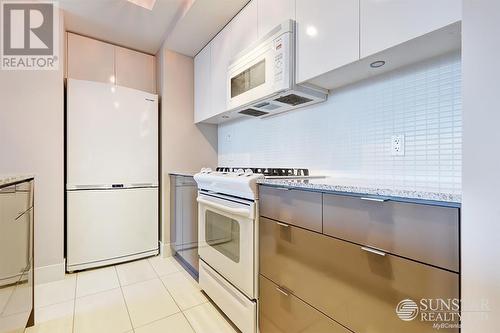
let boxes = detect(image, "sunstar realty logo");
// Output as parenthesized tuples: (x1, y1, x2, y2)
(396, 298, 463, 330)
(396, 299, 419, 321)
(1, 1, 59, 70)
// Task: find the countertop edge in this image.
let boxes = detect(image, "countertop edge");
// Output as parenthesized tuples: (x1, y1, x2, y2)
(168, 172, 197, 177)
(0, 175, 34, 189)
(258, 180, 461, 208)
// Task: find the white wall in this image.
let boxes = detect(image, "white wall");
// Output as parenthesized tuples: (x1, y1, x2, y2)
(156, 45, 218, 254)
(0, 12, 65, 282)
(462, 1, 500, 331)
(219, 52, 462, 194)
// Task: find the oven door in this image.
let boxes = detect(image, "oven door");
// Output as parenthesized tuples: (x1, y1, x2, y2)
(197, 193, 256, 299)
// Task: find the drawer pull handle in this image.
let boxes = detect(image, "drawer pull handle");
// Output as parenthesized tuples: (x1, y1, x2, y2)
(276, 286, 291, 296)
(360, 197, 388, 202)
(274, 187, 291, 191)
(361, 246, 387, 256)
(14, 207, 33, 221)
(276, 222, 290, 228)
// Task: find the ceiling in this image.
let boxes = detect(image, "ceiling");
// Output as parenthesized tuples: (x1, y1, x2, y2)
(165, 0, 250, 56)
(60, 0, 249, 56)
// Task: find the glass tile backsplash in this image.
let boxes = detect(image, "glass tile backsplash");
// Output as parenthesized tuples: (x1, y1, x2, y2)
(218, 52, 462, 194)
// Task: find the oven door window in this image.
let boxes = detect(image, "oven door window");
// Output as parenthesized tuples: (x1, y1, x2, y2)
(205, 210, 240, 263)
(231, 59, 266, 98)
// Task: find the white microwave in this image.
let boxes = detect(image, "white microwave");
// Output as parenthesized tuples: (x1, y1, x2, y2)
(225, 20, 327, 120)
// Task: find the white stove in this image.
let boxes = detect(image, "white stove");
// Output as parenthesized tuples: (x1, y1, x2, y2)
(194, 168, 264, 200)
(193, 167, 311, 333)
(194, 167, 317, 199)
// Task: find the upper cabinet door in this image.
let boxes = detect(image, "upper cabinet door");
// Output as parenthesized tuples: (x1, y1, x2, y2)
(230, 0, 258, 58)
(67, 33, 115, 84)
(296, 0, 360, 83)
(115, 47, 156, 94)
(360, 0, 462, 58)
(194, 44, 212, 123)
(210, 27, 232, 117)
(257, 0, 296, 38)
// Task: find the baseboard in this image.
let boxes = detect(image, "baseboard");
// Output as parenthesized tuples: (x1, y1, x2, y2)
(160, 241, 172, 258)
(35, 260, 66, 285)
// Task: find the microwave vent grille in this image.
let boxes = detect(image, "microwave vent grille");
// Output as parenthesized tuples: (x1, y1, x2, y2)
(238, 109, 269, 117)
(275, 94, 313, 106)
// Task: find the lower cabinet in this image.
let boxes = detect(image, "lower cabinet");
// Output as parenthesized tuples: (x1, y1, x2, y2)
(0, 179, 34, 332)
(259, 216, 459, 333)
(259, 275, 350, 333)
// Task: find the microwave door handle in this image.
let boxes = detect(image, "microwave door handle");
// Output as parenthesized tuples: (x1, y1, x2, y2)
(196, 197, 251, 218)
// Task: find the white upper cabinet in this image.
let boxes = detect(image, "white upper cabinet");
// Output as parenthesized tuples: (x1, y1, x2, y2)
(296, 0, 360, 83)
(194, 44, 212, 123)
(210, 27, 232, 117)
(67, 33, 115, 84)
(360, 0, 462, 58)
(257, 0, 295, 38)
(115, 46, 156, 93)
(67, 32, 156, 93)
(230, 0, 258, 58)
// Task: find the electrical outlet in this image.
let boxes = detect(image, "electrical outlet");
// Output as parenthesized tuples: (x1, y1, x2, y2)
(391, 135, 405, 156)
(225, 133, 232, 142)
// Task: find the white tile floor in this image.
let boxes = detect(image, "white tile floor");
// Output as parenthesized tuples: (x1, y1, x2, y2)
(25, 256, 238, 333)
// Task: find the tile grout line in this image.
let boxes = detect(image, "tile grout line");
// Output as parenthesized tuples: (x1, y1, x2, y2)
(115, 265, 135, 332)
(158, 270, 197, 333)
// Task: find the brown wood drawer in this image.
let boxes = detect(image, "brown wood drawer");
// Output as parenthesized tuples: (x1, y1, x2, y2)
(323, 194, 459, 271)
(259, 186, 322, 232)
(259, 275, 351, 333)
(259, 217, 459, 333)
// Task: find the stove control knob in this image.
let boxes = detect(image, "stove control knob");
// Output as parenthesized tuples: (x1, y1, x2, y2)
(244, 168, 253, 175)
(236, 168, 245, 175)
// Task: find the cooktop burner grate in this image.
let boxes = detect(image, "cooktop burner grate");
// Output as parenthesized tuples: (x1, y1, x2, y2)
(216, 167, 309, 177)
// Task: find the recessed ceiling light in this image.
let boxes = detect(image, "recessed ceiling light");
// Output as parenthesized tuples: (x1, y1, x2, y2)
(127, 0, 157, 10)
(370, 60, 386, 68)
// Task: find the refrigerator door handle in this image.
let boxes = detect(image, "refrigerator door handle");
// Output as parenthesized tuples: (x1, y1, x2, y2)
(67, 183, 158, 190)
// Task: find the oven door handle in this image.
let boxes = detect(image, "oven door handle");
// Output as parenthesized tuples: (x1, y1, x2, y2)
(197, 197, 252, 218)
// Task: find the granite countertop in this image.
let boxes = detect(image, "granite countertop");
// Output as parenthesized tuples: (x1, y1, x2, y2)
(0, 175, 34, 188)
(169, 171, 197, 177)
(258, 177, 461, 206)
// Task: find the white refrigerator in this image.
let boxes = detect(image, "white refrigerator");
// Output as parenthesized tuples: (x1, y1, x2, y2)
(66, 79, 159, 272)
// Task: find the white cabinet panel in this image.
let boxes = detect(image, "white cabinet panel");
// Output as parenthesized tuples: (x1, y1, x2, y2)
(194, 45, 212, 123)
(67, 33, 115, 84)
(115, 46, 156, 93)
(257, 0, 295, 38)
(230, 0, 258, 58)
(360, 0, 462, 58)
(210, 27, 232, 116)
(296, 0, 360, 83)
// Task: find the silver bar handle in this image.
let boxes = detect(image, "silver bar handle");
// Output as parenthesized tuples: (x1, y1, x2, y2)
(360, 197, 388, 202)
(361, 246, 387, 256)
(14, 206, 33, 221)
(276, 222, 290, 228)
(276, 286, 291, 296)
(274, 187, 291, 191)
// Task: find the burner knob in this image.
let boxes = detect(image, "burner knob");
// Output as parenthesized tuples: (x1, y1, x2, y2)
(236, 168, 245, 175)
(244, 169, 253, 175)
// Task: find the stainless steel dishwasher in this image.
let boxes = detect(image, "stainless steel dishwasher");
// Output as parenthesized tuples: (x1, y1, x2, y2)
(170, 174, 199, 277)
